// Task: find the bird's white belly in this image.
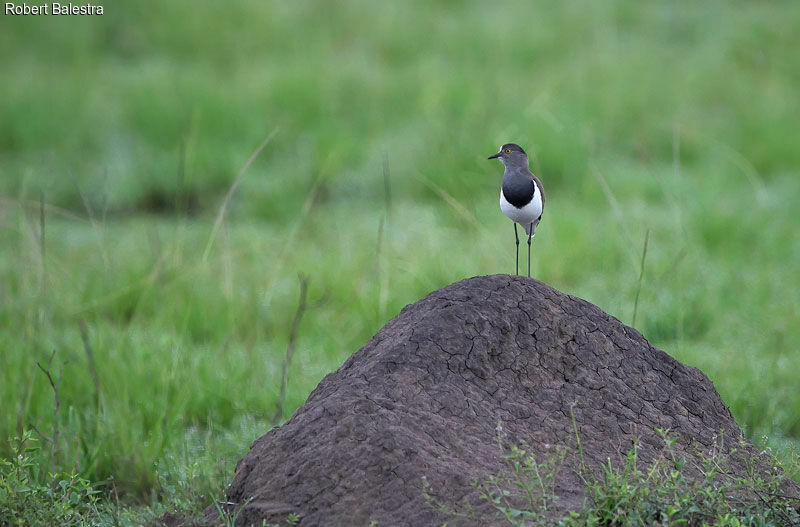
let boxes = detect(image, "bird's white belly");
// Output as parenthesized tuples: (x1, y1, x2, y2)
(500, 188, 542, 226)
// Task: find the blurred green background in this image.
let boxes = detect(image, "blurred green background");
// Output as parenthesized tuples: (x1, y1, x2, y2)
(2, 0, 799, 513)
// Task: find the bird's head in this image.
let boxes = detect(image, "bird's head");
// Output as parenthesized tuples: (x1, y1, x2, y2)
(488, 143, 528, 167)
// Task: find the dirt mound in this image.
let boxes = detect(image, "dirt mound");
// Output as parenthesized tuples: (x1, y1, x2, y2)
(209, 275, 795, 526)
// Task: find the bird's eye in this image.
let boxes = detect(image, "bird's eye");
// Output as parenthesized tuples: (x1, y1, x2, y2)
(504, 149, 511, 154)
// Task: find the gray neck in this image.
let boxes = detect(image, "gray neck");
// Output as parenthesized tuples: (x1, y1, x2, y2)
(501, 156, 530, 172)
(502, 158, 532, 182)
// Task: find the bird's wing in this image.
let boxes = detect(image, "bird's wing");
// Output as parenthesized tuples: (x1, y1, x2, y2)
(532, 175, 545, 210)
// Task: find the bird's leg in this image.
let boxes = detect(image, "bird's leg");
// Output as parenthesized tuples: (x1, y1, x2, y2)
(513, 222, 520, 276)
(527, 223, 533, 278)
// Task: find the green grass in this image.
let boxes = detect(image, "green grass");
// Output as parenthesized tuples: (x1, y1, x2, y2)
(2, 0, 800, 521)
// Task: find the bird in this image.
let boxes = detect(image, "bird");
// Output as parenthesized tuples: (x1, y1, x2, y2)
(488, 143, 545, 278)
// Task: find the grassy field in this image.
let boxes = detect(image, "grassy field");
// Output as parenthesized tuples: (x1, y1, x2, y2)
(2, 0, 800, 522)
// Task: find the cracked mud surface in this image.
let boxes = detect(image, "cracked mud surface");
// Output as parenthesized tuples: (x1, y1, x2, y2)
(212, 275, 796, 526)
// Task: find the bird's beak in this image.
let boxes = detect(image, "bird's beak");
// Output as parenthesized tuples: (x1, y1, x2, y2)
(488, 152, 501, 160)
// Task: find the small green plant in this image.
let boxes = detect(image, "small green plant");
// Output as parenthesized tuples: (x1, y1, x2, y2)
(149, 459, 209, 521)
(423, 428, 568, 526)
(564, 429, 800, 526)
(472, 443, 567, 526)
(0, 431, 104, 526)
(434, 426, 800, 526)
(213, 495, 253, 527)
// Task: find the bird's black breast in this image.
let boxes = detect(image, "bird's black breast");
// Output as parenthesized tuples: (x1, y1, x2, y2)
(502, 177, 535, 208)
